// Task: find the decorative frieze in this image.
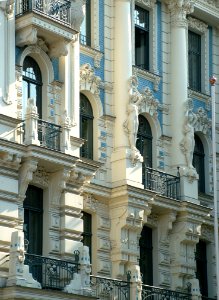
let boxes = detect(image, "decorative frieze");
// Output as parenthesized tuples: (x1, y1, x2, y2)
(187, 17, 208, 34)
(32, 166, 49, 188)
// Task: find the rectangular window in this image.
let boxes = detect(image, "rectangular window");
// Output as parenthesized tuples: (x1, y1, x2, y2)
(80, 0, 91, 46)
(188, 31, 201, 92)
(23, 185, 43, 255)
(139, 226, 153, 285)
(82, 212, 92, 261)
(135, 6, 149, 70)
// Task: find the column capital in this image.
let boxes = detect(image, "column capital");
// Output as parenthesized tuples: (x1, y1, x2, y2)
(166, 0, 196, 28)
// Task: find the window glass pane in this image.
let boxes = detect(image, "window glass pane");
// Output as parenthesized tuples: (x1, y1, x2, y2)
(82, 212, 92, 261)
(80, 0, 91, 45)
(135, 6, 149, 70)
(22, 56, 42, 118)
(193, 135, 205, 193)
(136, 115, 152, 167)
(23, 185, 43, 255)
(80, 94, 93, 159)
(188, 31, 201, 91)
(139, 226, 153, 285)
(196, 241, 208, 296)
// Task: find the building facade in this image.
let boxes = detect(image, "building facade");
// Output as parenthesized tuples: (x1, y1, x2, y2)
(0, 0, 218, 299)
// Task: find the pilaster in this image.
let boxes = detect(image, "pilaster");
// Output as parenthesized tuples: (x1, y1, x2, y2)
(109, 190, 152, 279)
(169, 204, 208, 291)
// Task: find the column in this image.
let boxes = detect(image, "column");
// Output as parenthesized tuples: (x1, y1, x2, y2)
(111, 0, 143, 188)
(0, 1, 16, 116)
(168, 0, 198, 202)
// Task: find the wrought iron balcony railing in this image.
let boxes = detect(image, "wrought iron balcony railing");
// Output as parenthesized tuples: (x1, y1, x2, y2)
(24, 252, 79, 290)
(16, 0, 71, 26)
(80, 34, 91, 46)
(143, 166, 180, 200)
(142, 284, 191, 300)
(38, 119, 61, 151)
(90, 275, 131, 300)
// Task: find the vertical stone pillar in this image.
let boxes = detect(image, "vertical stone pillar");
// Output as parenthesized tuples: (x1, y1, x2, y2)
(0, 1, 16, 114)
(24, 98, 40, 146)
(7, 231, 41, 288)
(167, 0, 198, 202)
(111, 0, 143, 188)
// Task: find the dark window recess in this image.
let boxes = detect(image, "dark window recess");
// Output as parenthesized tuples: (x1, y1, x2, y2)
(188, 31, 201, 92)
(135, 6, 149, 70)
(136, 115, 153, 184)
(139, 226, 153, 285)
(23, 56, 43, 119)
(80, 0, 91, 46)
(195, 240, 208, 297)
(193, 134, 205, 193)
(23, 185, 43, 255)
(80, 93, 93, 159)
(82, 212, 92, 261)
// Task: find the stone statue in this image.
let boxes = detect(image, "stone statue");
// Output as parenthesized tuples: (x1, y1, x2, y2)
(70, 0, 85, 31)
(180, 100, 197, 169)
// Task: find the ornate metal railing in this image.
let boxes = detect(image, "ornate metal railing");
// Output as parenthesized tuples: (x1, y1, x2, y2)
(142, 284, 191, 300)
(143, 166, 180, 200)
(38, 119, 61, 151)
(80, 34, 91, 46)
(90, 275, 131, 300)
(25, 252, 79, 290)
(16, 0, 71, 26)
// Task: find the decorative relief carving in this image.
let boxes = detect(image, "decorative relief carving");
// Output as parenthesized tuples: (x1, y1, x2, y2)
(32, 166, 49, 188)
(201, 224, 214, 242)
(19, 159, 38, 200)
(49, 40, 68, 58)
(135, 0, 156, 9)
(80, 63, 101, 95)
(166, 0, 195, 27)
(187, 17, 208, 33)
(16, 27, 38, 47)
(0, 0, 14, 15)
(94, 52, 103, 68)
(50, 169, 71, 205)
(83, 194, 98, 212)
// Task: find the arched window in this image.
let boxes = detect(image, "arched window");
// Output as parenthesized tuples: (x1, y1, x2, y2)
(136, 115, 152, 167)
(193, 134, 205, 193)
(80, 93, 93, 159)
(23, 56, 42, 119)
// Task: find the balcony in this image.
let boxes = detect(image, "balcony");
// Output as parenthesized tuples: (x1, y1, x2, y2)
(16, 0, 71, 26)
(15, 0, 77, 56)
(143, 166, 180, 200)
(90, 275, 130, 300)
(142, 284, 191, 300)
(38, 119, 61, 151)
(24, 252, 79, 290)
(18, 119, 61, 151)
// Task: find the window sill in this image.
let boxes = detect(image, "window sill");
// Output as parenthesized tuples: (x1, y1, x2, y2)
(198, 192, 213, 208)
(133, 65, 161, 92)
(80, 44, 103, 69)
(188, 88, 211, 108)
